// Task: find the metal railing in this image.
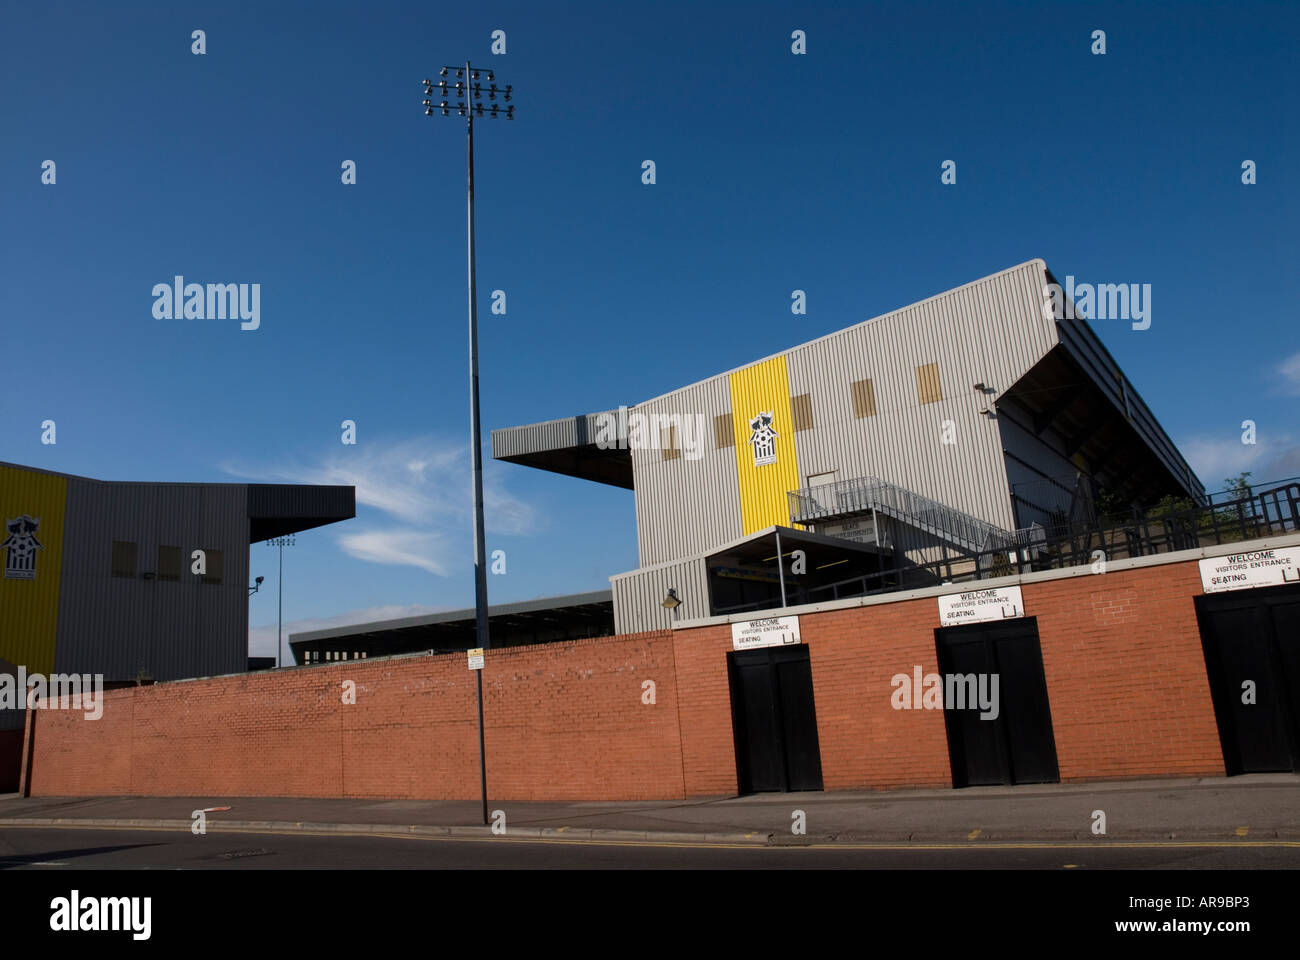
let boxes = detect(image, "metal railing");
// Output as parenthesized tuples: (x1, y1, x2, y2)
(1003, 481, 1300, 564)
(789, 475, 1018, 554)
(726, 480, 1300, 615)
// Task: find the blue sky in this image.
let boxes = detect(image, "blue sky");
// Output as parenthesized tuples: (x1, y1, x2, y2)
(3, 0, 1297, 661)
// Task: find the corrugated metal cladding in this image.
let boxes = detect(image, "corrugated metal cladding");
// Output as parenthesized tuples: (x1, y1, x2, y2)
(629, 260, 1054, 572)
(611, 556, 708, 634)
(0, 463, 68, 677)
(998, 401, 1082, 524)
(490, 411, 617, 459)
(632, 375, 742, 566)
(785, 260, 1054, 533)
(247, 484, 354, 521)
(54, 480, 249, 682)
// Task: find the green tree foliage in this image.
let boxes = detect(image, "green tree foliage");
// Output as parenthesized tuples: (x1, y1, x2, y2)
(1221, 471, 1254, 502)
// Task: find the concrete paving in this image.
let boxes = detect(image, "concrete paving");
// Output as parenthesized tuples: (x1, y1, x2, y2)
(1, 773, 1298, 844)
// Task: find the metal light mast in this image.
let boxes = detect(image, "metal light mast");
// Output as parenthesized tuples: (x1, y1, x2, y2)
(422, 63, 514, 825)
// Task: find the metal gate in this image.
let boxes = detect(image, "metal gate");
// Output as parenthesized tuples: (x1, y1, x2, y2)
(935, 617, 1060, 787)
(1194, 582, 1300, 774)
(727, 646, 824, 793)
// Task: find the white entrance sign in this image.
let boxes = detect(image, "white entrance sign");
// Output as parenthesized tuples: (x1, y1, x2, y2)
(1199, 547, 1300, 594)
(937, 586, 1024, 625)
(731, 616, 801, 651)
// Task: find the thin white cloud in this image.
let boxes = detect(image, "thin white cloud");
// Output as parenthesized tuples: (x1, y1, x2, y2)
(1181, 430, 1298, 490)
(1278, 352, 1300, 397)
(337, 528, 450, 575)
(1181, 434, 1268, 486)
(1260, 446, 1300, 482)
(222, 435, 540, 576)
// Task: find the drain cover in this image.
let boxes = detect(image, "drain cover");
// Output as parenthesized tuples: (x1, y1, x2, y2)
(219, 848, 272, 860)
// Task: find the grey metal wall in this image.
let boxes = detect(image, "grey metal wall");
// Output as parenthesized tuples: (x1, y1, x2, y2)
(54, 480, 249, 682)
(492, 411, 616, 458)
(610, 261, 1078, 630)
(597, 260, 1208, 631)
(997, 399, 1081, 527)
(611, 555, 709, 634)
(627, 260, 1055, 572)
(785, 260, 1054, 535)
(631, 376, 741, 566)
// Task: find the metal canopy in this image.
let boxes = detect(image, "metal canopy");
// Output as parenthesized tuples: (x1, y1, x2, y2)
(491, 412, 634, 489)
(1042, 268, 1204, 504)
(287, 590, 616, 660)
(703, 526, 894, 616)
(999, 345, 1203, 509)
(0, 463, 355, 545)
(707, 524, 887, 566)
(248, 484, 356, 543)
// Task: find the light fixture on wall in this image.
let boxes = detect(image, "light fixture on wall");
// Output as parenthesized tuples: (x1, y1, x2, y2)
(974, 382, 996, 417)
(661, 588, 682, 621)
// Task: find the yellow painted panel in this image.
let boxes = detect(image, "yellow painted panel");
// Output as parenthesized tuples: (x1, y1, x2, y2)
(851, 378, 876, 418)
(729, 356, 801, 535)
(0, 465, 66, 676)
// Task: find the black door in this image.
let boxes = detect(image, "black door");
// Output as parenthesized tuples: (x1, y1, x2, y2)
(935, 617, 1059, 787)
(728, 645, 824, 793)
(1194, 583, 1300, 774)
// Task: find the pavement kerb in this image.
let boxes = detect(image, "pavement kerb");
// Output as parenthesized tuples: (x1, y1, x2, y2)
(2, 816, 1296, 845)
(0, 817, 773, 845)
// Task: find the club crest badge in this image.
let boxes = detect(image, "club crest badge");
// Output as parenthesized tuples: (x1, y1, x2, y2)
(748, 412, 778, 467)
(2, 515, 43, 580)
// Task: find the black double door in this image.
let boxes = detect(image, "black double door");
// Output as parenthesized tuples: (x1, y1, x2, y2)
(727, 645, 824, 793)
(1195, 583, 1300, 774)
(935, 618, 1060, 787)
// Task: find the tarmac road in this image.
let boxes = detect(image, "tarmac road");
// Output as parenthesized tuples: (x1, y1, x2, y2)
(1, 824, 1298, 869)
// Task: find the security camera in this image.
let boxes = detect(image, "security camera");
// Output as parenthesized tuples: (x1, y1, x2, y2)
(255, 576, 264, 585)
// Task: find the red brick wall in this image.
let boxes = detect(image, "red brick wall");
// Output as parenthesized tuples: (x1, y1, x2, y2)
(28, 630, 678, 801)
(479, 633, 684, 801)
(803, 603, 954, 792)
(27, 558, 1229, 800)
(795, 564, 1225, 792)
(1027, 566, 1224, 781)
(672, 625, 739, 796)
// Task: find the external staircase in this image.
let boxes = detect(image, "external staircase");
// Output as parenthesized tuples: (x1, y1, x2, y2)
(788, 475, 1020, 556)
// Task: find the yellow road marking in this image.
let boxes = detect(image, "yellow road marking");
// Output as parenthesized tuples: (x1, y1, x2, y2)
(1235, 826, 1249, 837)
(968, 829, 981, 840)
